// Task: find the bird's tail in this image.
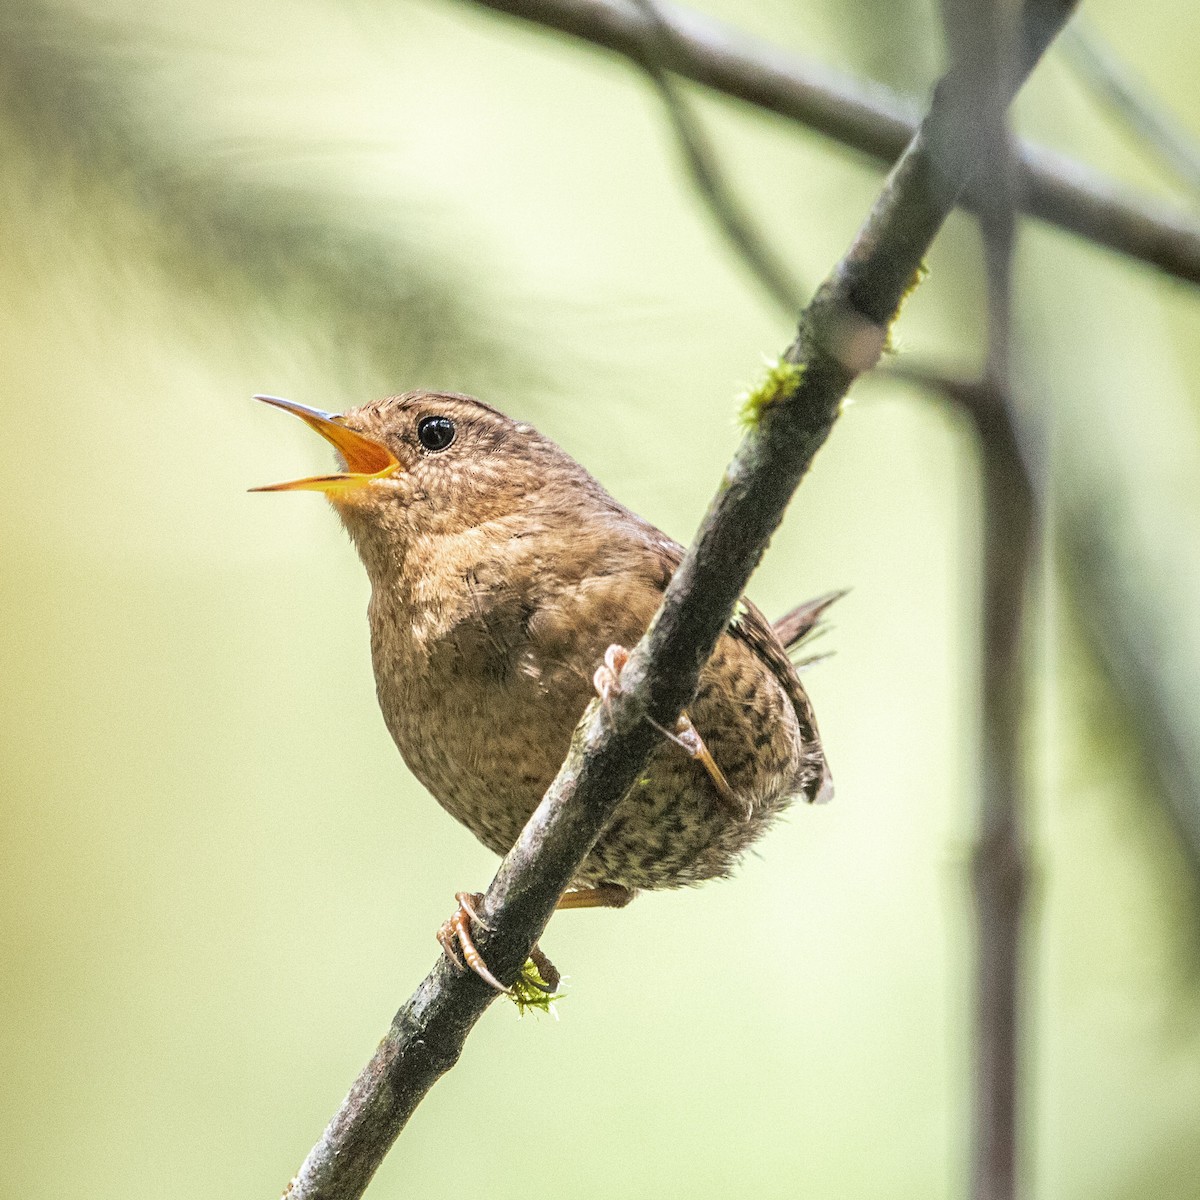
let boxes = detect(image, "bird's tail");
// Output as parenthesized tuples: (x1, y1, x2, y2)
(772, 589, 848, 659)
(772, 589, 847, 806)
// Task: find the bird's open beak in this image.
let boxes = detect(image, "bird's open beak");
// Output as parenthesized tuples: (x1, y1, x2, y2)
(250, 394, 400, 494)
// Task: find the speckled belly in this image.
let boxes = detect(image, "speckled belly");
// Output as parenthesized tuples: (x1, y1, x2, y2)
(377, 643, 806, 892)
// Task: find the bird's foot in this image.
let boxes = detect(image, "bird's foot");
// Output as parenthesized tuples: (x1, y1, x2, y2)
(673, 712, 751, 820)
(436, 892, 563, 998)
(437, 891, 509, 993)
(437, 884, 638, 1005)
(525, 946, 561, 995)
(593, 643, 630, 711)
(592, 644, 748, 819)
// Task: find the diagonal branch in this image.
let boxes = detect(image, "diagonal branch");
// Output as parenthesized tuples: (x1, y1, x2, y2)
(284, 1, 1079, 1196)
(457, 0, 1200, 286)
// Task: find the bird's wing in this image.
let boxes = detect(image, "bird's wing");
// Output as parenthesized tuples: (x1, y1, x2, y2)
(637, 532, 795, 695)
(638, 529, 832, 805)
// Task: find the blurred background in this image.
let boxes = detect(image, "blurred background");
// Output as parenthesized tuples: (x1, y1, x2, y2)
(3, 0, 1200, 1196)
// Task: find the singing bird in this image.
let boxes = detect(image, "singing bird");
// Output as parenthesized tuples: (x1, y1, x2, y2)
(254, 391, 834, 991)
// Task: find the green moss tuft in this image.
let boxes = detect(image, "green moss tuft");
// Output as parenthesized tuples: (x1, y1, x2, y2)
(509, 958, 563, 1018)
(737, 356, 806, 429)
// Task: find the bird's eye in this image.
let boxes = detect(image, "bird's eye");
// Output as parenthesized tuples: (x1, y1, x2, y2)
(416, 415, 456, 452)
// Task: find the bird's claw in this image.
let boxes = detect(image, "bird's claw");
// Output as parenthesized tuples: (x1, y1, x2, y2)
(437, 892, 510, 993)
(594, 645, 747, 819)
(526, 946, 561, 994)
(593, 643, 630, 711)
(674, 712, 750, 820)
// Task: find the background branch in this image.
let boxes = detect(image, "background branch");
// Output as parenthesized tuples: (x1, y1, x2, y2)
(939, 0, 1032, 1195)
(285, 1, 1079, 1195)
(458, 0, 1200, 285)
(970, 380, 1034, 1200)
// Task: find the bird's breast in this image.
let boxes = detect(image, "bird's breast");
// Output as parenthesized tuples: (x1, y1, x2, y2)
(366, 583, 592, 855)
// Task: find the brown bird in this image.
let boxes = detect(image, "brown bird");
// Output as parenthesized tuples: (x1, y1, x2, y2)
(254, 390, 835, 992)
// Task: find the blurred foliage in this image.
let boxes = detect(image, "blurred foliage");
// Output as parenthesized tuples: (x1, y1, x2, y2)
(2, 1, 1200, 1199)
(0, 0, 531, 401)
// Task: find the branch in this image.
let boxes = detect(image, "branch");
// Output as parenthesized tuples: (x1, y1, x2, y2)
(938, 0, 1033, 1195)
(970, 391, 1034, 1200)
(457, 0, 1200, 286)
(284, 1, 1079, 1195)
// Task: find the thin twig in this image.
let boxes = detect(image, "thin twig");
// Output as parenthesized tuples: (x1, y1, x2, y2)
(457, 0, 1200, 285)
(284, 2, 1078, 1196)
(969, 381, 1035, 1200)
(622, 0, 804, 313)
(1062, 17, 1200, 199)
(939, 0, 1033, 1196)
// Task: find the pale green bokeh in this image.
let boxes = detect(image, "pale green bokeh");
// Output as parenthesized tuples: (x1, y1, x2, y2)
(3, 1, 1200, 1198)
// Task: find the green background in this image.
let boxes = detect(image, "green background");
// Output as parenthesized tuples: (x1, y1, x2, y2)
(3, 0, 1200, 1196)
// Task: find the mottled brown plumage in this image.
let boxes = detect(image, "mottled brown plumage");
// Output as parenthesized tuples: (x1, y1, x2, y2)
(256, 390, 834, 986)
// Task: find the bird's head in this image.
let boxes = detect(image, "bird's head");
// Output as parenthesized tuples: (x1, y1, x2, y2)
(253, 391, 586, 568)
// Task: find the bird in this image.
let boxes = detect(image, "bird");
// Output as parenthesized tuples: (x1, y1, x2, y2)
(253, 390, 836, 993)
